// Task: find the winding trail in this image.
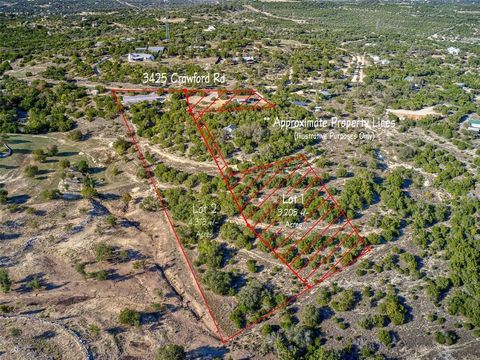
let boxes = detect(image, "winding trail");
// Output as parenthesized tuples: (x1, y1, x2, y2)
(0, 314, 93, 360)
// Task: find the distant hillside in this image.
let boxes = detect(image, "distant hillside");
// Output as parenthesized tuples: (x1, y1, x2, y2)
(0, 0, 216, 15)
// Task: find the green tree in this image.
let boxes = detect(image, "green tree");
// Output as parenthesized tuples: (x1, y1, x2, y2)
(32, 149, 46, 162)
(95, 243, 113, 262)
(300, 304, 321, 328)
(0, 268, 11, 293)
(0, 189, 8, 204)
(379, 295, 408, 325)
(155, 344, 186, 360)
(331, 289, 356, 312)
(118, 308, 141, 327)
(27, 278, 42, 290)
(377, 329, 393, 347)
(203, 268, 233, 295)
(24, 165, 39, 178)
(41, 189, 61, 200)
(47, 144, 58, 156)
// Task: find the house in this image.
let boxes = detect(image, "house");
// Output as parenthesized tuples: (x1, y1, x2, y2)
(466, 114, 480, 132)
(223, 125, 236, 136)
(123, 93, 164, 105)
(128, 53, 155, 62)
(447, 47, 460, 55)
(235, 98, 248, 105)
(135, 46, 166, 55)
(242, 56, 255, 65)
(293, 100, 308, 108)
(204, 25, 216, 32)
(319, 90, 331, 99)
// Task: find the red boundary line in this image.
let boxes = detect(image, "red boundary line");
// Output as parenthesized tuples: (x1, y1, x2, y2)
(111, 90, 225, 342)
(111, 87, 371, 343)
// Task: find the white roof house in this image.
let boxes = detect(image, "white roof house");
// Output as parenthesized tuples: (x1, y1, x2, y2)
(223, 125, 236, 133)
(128, 53, 154, 62)
(447, 47, 460, 55)
(243, 56, 255, 64)
(122, 93, 164, 105)
(204, 25, 216, 32)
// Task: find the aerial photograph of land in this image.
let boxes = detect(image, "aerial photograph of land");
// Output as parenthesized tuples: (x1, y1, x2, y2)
(0, 0, 479, 359)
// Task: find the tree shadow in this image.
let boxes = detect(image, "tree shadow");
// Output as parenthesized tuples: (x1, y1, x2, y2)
(62, 193, 82, 201)
(16, 272, 62, 294)
(89, 166, 106, 174)
(105, 327, 125, 335)
(20, 308, 46, 316)
(0, 233, 21, 241)
(0, 165, 17, 170)
(188, 346, 229, 359)
(119, 219, 140, 229)
(124, 249, 146, 261)
(34, 330, 56, 340)
(0, 256, 17, 267)
(8, 194, 30, 204)
(57, 151, 79, 157)
(231, 273, 247, 293)
(108, 270, 134, 282)
(8, 138, 30, 145)
(101, 193, 120, 201)
(14, 148, 32, 155)
(319, 306, 334, 321)
(140, 311, 162, 325)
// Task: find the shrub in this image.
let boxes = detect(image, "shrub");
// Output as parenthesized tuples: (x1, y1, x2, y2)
(41, 189, 61, 201)
(203, 269, 233, 295)
(10, 327, 22, 337)
(118, 308, 140, 327)
(261, 324, 273, 336)
(68, 129, 83, 141)
(95, 243, 113, 262)
(435, 331, 458, 345)
(0, 305, 13, 313)
(155, 344, 186, 360)
(59, 159, 70, 169)
(32, 148, 47, 162)
(113, 138, 131, 155)
(47, 144, 58, 156)
(121, 192, 132, 204)
(141, 196, 160, 211)
(136, 167, 148, 179)
(105, 215, 117, 227)
(0, 268, 11, 293)
(75, 262, 86, 276)
(81, 186, 98, 199)
(95, 270, 108, 281)
(27, 278, 42, 290)
(377, 329, 393, 347)
(331, 289, 356, 312)
(246, 259, 258, 273)
(300, 304, 321, 328)
(24, 165, 39, 178)
(0, 189, 8, 204)
(379, 295, 407, 325)
(75, 159, 89, 173)
(435, 331, 446, 344)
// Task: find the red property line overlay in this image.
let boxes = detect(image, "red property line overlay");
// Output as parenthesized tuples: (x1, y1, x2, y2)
(110, 87, 372, 343)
